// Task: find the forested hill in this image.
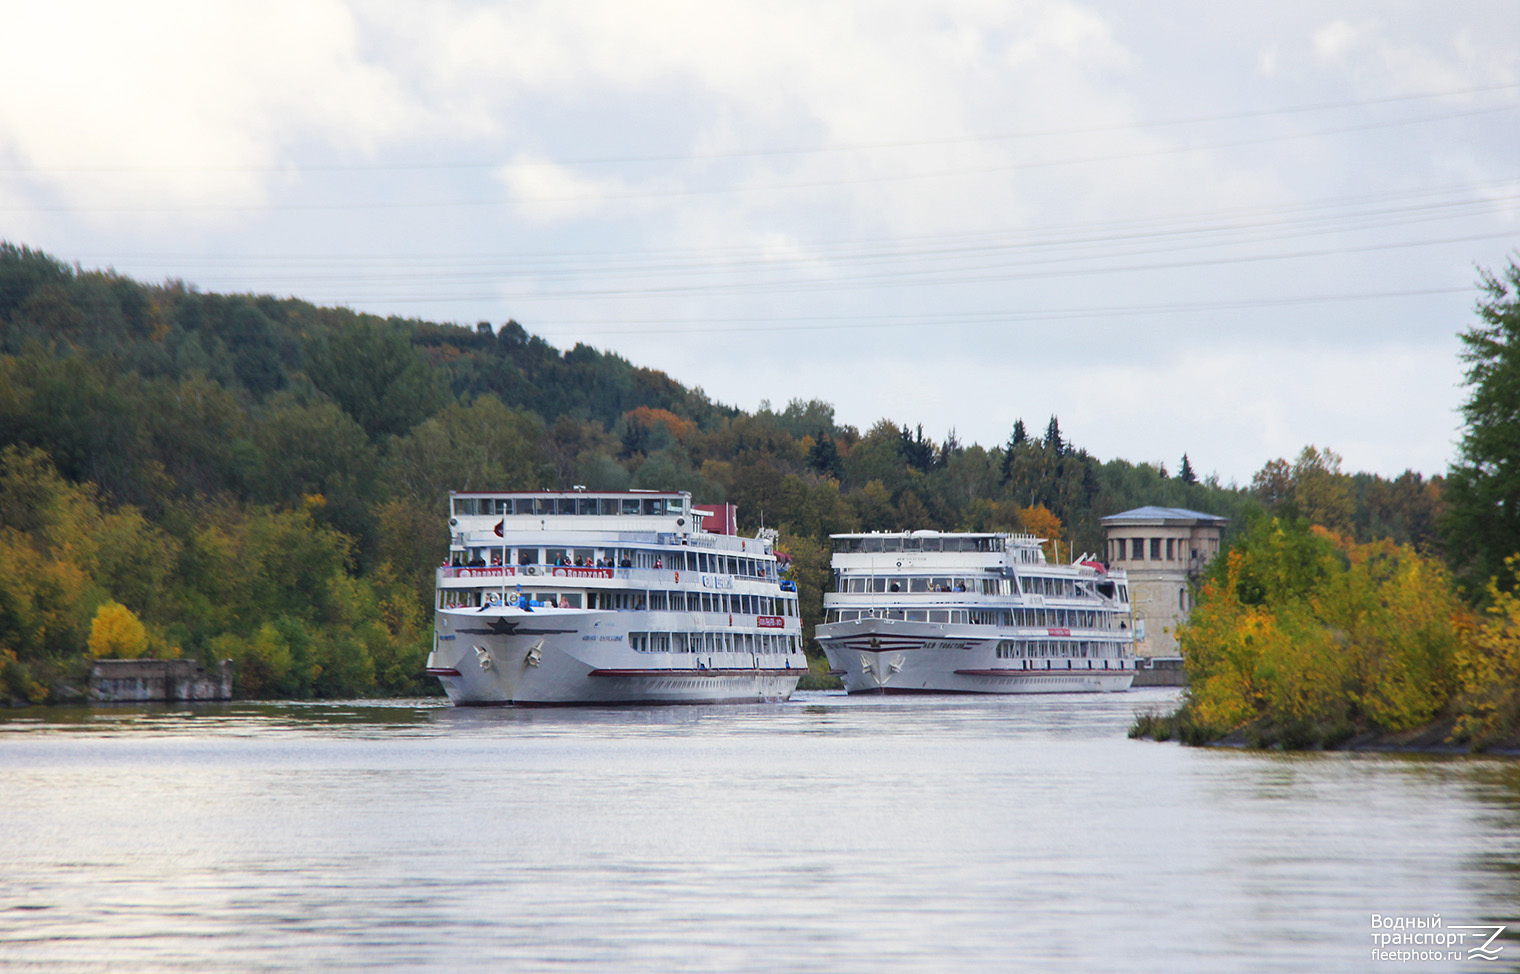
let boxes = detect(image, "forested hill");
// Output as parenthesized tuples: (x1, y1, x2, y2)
(0, 242, 1443, 702)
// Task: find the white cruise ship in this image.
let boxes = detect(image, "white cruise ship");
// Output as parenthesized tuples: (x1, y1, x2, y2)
(426, 490, 805, 705)
(817, 531, 1136, 694)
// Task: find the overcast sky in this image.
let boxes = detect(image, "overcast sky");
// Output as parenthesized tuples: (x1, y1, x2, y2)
(2, 1, 1517, 484)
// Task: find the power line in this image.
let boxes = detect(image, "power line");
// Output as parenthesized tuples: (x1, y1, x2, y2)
(4, 105, 1516, 213)
(5, 81, 1518, 175)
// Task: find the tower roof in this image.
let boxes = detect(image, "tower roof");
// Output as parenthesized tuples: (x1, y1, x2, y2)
(1100, 506, 1228, 525)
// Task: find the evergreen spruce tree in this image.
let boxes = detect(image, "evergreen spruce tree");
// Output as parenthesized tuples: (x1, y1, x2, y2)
(1000, 420, 1027, 484)
(1044, 416, 1064, 456)
(806, 432, 843, 479)
(1444, 260, 1520, 593)
(1179, 453, 1198, 485)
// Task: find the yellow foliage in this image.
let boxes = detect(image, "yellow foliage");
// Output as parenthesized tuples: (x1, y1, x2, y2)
(1179, 534, 1469, 736)
(1454, 559, 1520, 743)
(623, 406, 695, 442)
(1017, 505, 1063, 560)
(87, 602, 148, 659)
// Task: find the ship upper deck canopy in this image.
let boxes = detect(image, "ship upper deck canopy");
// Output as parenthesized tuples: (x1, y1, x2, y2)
(830, 532, 1041, 554)
(452, 490, 690, 519)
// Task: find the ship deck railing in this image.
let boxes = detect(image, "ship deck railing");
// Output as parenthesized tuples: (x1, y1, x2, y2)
(438, 564, 792, 587)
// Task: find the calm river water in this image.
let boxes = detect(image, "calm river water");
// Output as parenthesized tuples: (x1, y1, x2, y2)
(0, 688, 1516, 972)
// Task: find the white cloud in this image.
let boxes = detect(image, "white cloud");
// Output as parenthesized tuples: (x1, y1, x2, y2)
(0, 0, 423, 218)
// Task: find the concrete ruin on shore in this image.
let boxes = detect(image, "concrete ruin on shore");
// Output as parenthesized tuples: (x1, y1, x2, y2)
(88, 659, 234, 702)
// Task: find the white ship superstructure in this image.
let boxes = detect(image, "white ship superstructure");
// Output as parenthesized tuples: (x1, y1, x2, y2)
(817, 531, 1135, 694)
(426, 490, 805, 705)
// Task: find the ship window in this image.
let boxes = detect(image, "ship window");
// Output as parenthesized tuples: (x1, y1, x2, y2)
(905, 609, 927, 622)
(919, 537, 941, 552)
(909, 577, 929, 593)
(621, 498, 640, 515)
(649, 591, 667, 611)
(928, 610, 949, 623)
(576, 498, 598, 515)
(643, 498, 663, 516)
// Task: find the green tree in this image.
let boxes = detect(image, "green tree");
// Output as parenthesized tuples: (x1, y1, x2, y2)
(805, 433, 843, 479)
(304, 319, 446, 440)
(384, 395, 545, 504)
(1179, 454, 1197, 485)
(1444, 260, 1520, 594)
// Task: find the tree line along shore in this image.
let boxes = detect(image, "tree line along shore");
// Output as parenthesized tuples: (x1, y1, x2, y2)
(1, 242, 1513, 749)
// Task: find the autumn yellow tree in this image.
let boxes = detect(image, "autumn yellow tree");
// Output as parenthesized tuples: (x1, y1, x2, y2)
(87, 602, 148, 659)
(1455, 559, 1520, 745)
(1017, 505, 1064, 561)
(1168, 518, 1469, 745)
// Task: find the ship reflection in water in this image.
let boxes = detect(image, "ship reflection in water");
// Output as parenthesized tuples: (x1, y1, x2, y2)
(0, 689, 1515, 973)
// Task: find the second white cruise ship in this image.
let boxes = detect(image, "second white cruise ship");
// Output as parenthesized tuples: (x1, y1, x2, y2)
(817, 531, 1136, 694)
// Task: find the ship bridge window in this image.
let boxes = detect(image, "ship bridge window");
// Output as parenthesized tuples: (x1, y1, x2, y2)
(621, 498, 641, 515)
(576, 497, 599, 515)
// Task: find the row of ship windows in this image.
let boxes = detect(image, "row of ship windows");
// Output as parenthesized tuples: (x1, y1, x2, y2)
(628, 632, 802, 655)
(453, 546, 775, 579)
(442, 588, 797, 616)
(455, 496, 684, 517)
(834, 536, 1011, 554)
(833, 575, 1114, 599)
(827, 607, 1121, 628)
(994, 640, 1125, 659)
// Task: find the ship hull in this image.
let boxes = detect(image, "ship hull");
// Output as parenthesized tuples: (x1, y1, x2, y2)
(818, 619, 1135, 695)
(429, 606, 803, 705)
